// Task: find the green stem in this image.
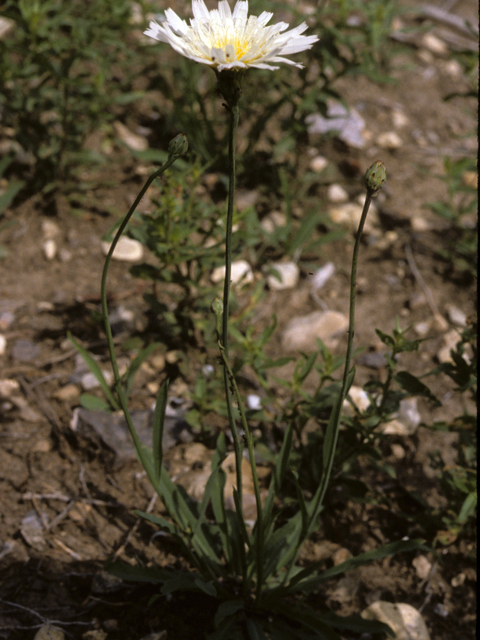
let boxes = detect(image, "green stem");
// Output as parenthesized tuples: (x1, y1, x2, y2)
(222, 103, 245, 514)
(217, 334, 264, 606)
(282, 188, 375, 588)
(312, 189, 375, 514)
(100, 154, 180, 484)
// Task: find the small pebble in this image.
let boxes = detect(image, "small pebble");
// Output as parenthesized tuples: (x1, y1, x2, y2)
(0, 334, 6, 356)
(101, 237, 143, 262)
(41, 220, 61, 239)
(311, 262, 335, 292)
(451, 573, 465, 588)
(392, 109, 410, 129)
(422, 33, 449, 56)
(247, 394, 262, 410)
(391, 444, 406, 459)
(376, 131, 403, 149)
(266, 261, 299, 290)
(33, 626, 65, 640)
(43, 239, 57, 261)
(211, 260, 254, 285)
(446, 304, 467, 327)
(113, 121, 148, 151)
(413, 320, 431, 337)
(309, 155, 328, 173)
(437, 329, 460, 364)
(261, 211, 286, 233)
(282, 310, 349, 353)
(0, 378, 20, 396)
(327, 184, 349, 203)
(54, 384, 80, 402)
(410, 216, 431, 232)
(412, 555, 432, 580)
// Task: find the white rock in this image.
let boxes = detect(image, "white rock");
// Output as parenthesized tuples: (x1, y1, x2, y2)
(441, 59, 463, 78)
(343, 386, 370, 414)
(306, 102, 367, 149)
(446, 304, 467, 328)
(410, 216, 431, 232)
(413, 320, 431, 337)
(0, 16, 15, 39)
(311, 262, 335, 292)
(267, 261, 299, 290)
(376, 131, 403, 149)
(327, 184, 349, 203)
(391, 444, 406, 459)
(211, 260, 254, 285)
(412, 555, 432, 580)
(329, 202, 379, 234)
(261, 211, 286, 233)
(0, 378, 19, 396)
(392, 109, 410, 129)
(309, 156, 328, 173)
(0, 334, 6, 356)
(43, 239, 57, 261)
(362, 602, 431, 640)
(437, 329, 460, 364)
(81, 370, 113, 391)
(41, 220, 61, 239)
(113, 121, 148, 151)
(422, 33, 449, 56)
(101, 237, 143, 262)
(282, 310, 348, 353)
(247, 394, 262, 410)
(33, 625, 65, 640)
(380, 398, 421, 436)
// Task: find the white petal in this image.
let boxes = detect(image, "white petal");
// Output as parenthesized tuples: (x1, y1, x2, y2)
(232, 1, 249, 21)
(192, 0, 210, 21)
(218, 0, 232, 20)
(164, 8, 189, 35)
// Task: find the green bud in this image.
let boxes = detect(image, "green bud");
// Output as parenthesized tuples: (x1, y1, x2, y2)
(364, 160, 387, 195)
(168, 133, 188, 159)
(211, 297, 224, 317)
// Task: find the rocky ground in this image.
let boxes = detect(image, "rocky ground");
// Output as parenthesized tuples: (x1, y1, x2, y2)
(0, 1, 477, 639)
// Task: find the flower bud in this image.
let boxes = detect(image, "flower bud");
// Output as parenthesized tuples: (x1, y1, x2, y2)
(211, 297, 224, 317)
(364, 160, 387, 196)
(168, 133, 188, 159)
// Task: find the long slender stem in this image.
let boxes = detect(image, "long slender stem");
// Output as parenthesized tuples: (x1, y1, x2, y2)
(101, 155, 178, 482)
(216, 334, 264, 605)
(312, 189, 375, 513)
(222, 103, 245, 514)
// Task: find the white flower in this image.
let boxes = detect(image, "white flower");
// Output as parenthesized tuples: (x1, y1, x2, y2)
(145, 0, 318, 72)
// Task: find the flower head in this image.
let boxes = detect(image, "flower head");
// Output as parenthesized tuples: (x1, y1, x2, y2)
(145, 0, 318, 72)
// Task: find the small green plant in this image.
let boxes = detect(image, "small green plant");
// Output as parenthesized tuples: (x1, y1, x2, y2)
(0, 0, 136, 191)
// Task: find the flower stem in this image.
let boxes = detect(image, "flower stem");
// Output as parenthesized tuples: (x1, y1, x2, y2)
(222, 103, 245, 513)
(313, 189, 375, 513)
(100, 147, 184, 484)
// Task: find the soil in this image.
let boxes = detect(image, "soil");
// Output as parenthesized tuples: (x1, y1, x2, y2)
(0, 2, 477, 639)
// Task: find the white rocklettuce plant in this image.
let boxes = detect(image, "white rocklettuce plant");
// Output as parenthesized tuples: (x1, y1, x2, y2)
(102, 2, 420, 638)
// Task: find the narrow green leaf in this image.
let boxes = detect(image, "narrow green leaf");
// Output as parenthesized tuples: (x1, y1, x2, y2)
(79, 393, 111, 412)
(290, 539, 426, 595)
(152, 380, 168, 482)
(68, 332, 119, 410)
